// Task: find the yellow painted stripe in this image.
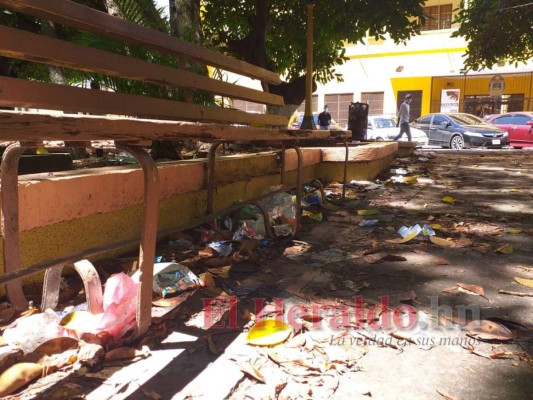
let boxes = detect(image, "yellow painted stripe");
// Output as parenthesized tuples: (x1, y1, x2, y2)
(347, 47, 467, 59)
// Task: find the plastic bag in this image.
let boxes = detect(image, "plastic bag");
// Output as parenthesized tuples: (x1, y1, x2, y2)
(97, 272, 138, 340)
(3, 309, 65, 353)
(151, 263, 202, 298)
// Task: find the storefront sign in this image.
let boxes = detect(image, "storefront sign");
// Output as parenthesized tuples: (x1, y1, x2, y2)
(488, 75, 505, 97)
(440, 89, 460, 112)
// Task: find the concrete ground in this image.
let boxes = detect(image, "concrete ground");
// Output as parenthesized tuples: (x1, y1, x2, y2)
(16, 149, 532, 400)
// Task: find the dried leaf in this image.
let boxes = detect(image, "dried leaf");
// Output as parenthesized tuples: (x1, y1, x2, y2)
(198, 272, 216, 289)
(30, 337, 79, 363)
(104, 346, 150, 363)
(514, 277, 533, 288)
(508, 188, 519, 192)
(465, 320, 513, 341)
(457, 283, 485, 296)
(506, 228, 523, 234)
(436, 388, 459, 400)
(495, 244, 513, 254)
(238, 360, 266, 383)
(357, 209, 380, 216)
(0, 362, 44, 397)
(430, 236, 454, 247)
(442, 286, 459, 294)
(402, 175, 418, 184)
(429, 223, 443, 230)
(441, 196, 455, 204)
(386, 230, 419, 244)
(246, 319, 292, 346)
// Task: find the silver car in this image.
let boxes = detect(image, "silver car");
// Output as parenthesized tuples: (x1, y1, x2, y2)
(365, 115, 428, 146)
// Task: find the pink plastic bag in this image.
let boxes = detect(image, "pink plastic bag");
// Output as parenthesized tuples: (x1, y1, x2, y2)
(97, 272, 138, 340)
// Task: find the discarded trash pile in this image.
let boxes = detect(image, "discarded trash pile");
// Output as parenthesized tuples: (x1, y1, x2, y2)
(0, 181, 339, 398)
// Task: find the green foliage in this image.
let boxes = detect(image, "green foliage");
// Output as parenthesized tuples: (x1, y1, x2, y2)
(452, 0, 533, 71)
(201, 0, 426, 84)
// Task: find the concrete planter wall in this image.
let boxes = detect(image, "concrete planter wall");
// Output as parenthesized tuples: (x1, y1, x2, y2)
(0, 143, 397, 287)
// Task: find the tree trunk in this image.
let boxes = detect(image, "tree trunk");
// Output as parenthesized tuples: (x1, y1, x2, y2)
(225, 0, 309, 111)
(169, 0, 202, 43)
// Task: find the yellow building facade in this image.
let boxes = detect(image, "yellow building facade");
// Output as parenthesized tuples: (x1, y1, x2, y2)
(313, 0, 533, 127)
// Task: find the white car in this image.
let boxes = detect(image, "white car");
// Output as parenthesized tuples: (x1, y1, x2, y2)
(366, 115, 428, 146)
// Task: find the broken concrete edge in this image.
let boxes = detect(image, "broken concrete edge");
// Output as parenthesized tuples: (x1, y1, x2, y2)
(0, 143, 397, 288)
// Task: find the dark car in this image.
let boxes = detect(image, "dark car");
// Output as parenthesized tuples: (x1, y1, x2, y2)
(486, 111, 533, 148)
(412, 113, 508, 149)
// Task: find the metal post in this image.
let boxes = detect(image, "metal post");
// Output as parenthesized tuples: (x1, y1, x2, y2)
(300, 0, 316, 130)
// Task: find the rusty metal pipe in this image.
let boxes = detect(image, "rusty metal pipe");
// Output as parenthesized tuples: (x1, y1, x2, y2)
(1, 143, 31, 310)
(206, 142, 224, 215)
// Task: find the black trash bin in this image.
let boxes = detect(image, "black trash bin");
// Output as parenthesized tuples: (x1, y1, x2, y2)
(348, 102, 369, 141)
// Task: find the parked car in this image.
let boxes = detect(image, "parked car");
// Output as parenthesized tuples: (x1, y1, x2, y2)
(288, 112, 343, 130)
(365, 115, 428, 146)
(486, 111, 533, 148)
(412, 113, 508, 149)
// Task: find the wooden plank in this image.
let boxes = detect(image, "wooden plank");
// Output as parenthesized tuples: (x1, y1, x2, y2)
(0, 111, 349, 142)
(0, 77, 288, 127)
(0, 26, 284, 107)
(0, 0, 281, 85)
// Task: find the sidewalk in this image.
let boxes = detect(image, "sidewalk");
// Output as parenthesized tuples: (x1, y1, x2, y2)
(143, 149, 533, 400)
(8, 149, 532, 400)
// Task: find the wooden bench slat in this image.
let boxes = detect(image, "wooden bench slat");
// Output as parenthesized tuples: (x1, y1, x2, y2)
(0, 0, 281, 85)
(0, 110, 346, 142)
(0, 77, 288, 127)
(0, 26, 284, 107)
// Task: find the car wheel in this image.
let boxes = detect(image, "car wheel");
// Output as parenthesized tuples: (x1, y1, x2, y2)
(376, 137, 384, 141)
(450, 134, 464, 149)
(513, 146, 523, 149)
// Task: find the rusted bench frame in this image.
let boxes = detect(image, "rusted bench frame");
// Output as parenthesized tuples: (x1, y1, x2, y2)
(0, 0, 350, 339)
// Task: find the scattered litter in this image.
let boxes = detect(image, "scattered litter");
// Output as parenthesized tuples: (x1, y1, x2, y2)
(3, 309, 65, 354)
(208, 241, 233, 257)
(348, 180, 384, 191)
(132, 263, 202, 298)
(359, 219, 379, 227)
(396, 224, 435, 239)
(246, 319, 292, 346)
(390, 168, 408, 175)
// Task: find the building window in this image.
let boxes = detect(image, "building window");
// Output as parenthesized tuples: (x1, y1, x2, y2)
(297, 95, 319, 113)
(361, 92, 384, 115)
(421, 4, 452, 31)
(232, 100, 265, 113)
(324, 93, 353, 128)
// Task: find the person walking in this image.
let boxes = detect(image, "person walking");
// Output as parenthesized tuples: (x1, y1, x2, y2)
(394, 94, 413, 141)
(318, 105, 332, 130)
